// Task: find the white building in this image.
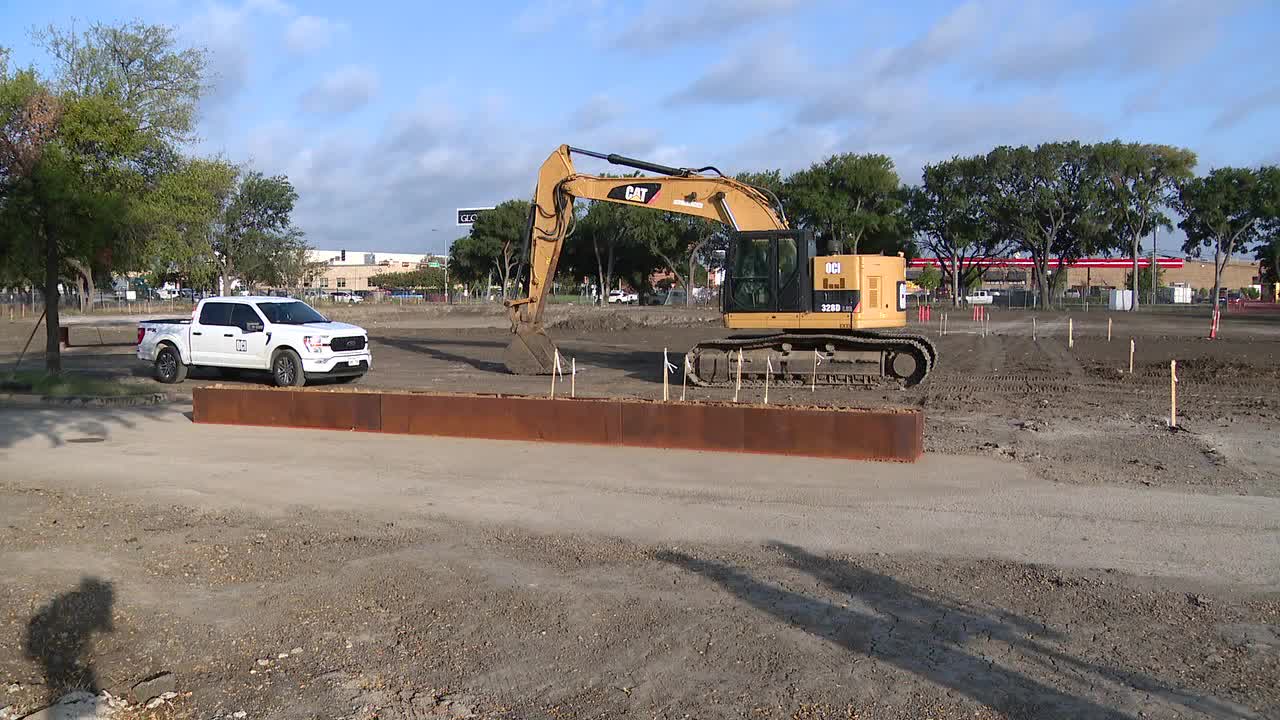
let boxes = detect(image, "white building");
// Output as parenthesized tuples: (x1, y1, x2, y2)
(304, 249, 449, 293)
(308, 249, 442, 267)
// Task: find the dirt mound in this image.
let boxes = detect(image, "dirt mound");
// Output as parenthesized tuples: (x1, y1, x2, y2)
(1162, 357, 1280, 383)
(549, 312, 640, 332)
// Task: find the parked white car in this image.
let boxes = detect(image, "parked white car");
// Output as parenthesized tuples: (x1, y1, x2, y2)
(137, 296, 371, 386)
(607, 289, 638, 304)
(331, 291, 363, 303)
(965, 290, 994, 305)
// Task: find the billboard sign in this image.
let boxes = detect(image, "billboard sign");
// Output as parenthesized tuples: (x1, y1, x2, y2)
(456, 207, 495, 226)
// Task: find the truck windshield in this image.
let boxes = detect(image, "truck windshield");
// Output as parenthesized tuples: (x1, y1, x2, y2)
(255, 301, 328, 324)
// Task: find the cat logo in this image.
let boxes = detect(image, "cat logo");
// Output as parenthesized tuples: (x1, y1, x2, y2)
(606, 182, 661, 205)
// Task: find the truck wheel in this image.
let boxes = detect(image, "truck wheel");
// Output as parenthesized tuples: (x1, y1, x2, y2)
(272, 349, 306, 387)
(154, 346, 188, 384)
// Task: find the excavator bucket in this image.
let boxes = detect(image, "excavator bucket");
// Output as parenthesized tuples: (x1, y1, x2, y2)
(503, 326, 558, 375)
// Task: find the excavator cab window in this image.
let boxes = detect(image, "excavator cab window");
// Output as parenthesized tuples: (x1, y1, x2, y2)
(728, 235, 772, 311)
(723, 230, 813, 314)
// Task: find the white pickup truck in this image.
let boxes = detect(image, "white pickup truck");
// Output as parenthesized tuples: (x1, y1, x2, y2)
(137, 296, 372, 386)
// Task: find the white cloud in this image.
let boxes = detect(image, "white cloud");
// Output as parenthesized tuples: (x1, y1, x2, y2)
(300, 65, 379, 114)
(666, 39, 816, 106)
(879, 0, 988, 79)
(285, 15, 348, 54)
(616, 0, 807, 50)
(184, 1, 256, 120)
(984, 0, 1244, 87)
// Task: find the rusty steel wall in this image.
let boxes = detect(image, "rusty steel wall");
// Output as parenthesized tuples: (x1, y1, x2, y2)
(192, 387, 923, 462)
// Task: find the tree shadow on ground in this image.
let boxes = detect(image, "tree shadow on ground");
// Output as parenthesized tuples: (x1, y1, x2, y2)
(24, 577, 115, 707)
(0, 405, 174, 449)
(657, 543, 1252, 720)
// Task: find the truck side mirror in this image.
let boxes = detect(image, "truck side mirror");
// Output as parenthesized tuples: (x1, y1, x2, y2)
(244, 321, 263, 333)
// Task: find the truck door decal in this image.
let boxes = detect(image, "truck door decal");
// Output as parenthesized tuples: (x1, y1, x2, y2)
(236, 339, 247, 352)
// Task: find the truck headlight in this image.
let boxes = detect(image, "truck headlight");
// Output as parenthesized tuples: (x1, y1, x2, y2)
(303, 336, 325, 353)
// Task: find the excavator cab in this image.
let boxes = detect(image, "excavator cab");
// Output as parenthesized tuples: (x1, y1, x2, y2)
(722, 230, 815, 315)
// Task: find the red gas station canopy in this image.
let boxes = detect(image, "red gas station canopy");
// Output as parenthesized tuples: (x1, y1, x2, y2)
(908, 257, 1185, 269)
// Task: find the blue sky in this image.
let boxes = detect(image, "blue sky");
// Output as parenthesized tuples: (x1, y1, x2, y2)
(3, 0, 1279, 253)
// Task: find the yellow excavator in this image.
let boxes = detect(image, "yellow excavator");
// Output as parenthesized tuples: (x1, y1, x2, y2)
(503, 145, 937, 387)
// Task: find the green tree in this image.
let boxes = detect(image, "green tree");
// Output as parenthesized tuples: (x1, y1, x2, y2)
(1175, 166, 1280, 313)
(915, 264, 942, 298)
(572, 199, 665, 303)
(36, 21, 211, 307)
(1123, 265, 1165, 296)
(647, 214, 722, 305)
(133, 157, 237, 293)
(1094, 141, 1196, 311)
(214, 171, 306, 293)
(735, 169, 790, 222)
(1257, 231, 1279, 288)
(34, 21, 206, 144)
(0, 73, 146, 372)
(786, 153, 904, 254)
(1, 21, 207, 373)
(275, 245, 325, 291)
(369, 267, 446, 290)
(907, 154, 1014, 307)
(987, 142, 1110, 306)
(451, 199, 529, 299)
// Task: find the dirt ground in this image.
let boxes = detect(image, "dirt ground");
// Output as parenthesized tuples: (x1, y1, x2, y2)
(1, 303, 1278, 719)
(19, 302, 1280, 497)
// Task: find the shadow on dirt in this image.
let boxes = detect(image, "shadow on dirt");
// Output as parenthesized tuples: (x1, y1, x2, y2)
(0, 404, 175, 449)
(658, 543, 1248, 720)
(25, 577, 116, 705)
(374, 334, 668, 384)
(374, 336, 508, 373)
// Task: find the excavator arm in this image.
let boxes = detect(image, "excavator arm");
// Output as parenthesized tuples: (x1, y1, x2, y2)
(503, 144, 788, 374)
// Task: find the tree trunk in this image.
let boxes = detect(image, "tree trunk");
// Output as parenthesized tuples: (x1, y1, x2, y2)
(605, 241, 616, 302)
(498, 244, 512, 300)
(1130, 236, 1139, 312)
(66, 258, 93, 313)
(1035, 259, 1051, 309)
(1211, 243, 1223, 316)
(592, 236, 606, 306)
(43, 223, 62, 374)
(687, 254, 697, 307)
(950, 257, 961, 308)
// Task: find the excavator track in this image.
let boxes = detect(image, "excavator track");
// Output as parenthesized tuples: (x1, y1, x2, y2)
(686, 332, 938, 389)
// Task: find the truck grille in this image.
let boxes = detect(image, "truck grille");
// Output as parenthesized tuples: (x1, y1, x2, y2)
(330, 336, 366, 352)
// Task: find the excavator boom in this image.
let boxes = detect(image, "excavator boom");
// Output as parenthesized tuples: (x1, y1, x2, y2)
(503, 144, 786, 374)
